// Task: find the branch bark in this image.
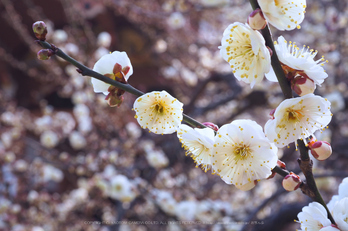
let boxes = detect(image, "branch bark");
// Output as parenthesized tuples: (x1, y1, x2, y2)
(37, 40, 206, 129)
(248, 0, 335, 224)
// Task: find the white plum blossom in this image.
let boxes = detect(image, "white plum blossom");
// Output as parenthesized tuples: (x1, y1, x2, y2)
(331, 198, 348, 231)
(267, 36, 328, 87)
(219, 22, 274, 88)
(327, 177, 348, 213)
(63, 43, 79, 56)
(52, 29, 68, 43)
(167, 12, 186, 29)
(94, 47, 109, 60)
(125, 122, 142, 139)
(27, 190, 39, 202)
(235, 181, 257, 191)
(69, 131, 87, 150)
(133, 91, 183, 134)
(297, 202, 333, 231)
(324, 91, 345, 113)
(212, 120, 278, 188)
(324, 177, 348, 231)
(40, 130, 59, 149)
(258, 0, 306, 31)
(153, 190, 177, 216)
(199, 0, 228, 7)
(14, 159, 28, 172)
(177, 124, 215, 172)
(195, 200, 218, 223)
(97, 32, 112, 48)
(42, 164, 64, 183)
(145, 149, 169, 169)
(108, 175, 137, 203)
(92, 51, 133, 95)
(175, 200, 197, 221)
(73, 104, 90, 119)
(32, 227, 45, 231)
(265, 94, 332, 148)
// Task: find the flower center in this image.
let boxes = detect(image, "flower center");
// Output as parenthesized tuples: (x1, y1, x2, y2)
(233, 144, 251, 163)
(286, 108, 304, 123)
(155, 103, 165, 114)
(115, 185, 122, 191)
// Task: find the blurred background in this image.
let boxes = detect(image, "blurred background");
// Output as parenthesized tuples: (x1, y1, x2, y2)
(0, 0, 347, 230)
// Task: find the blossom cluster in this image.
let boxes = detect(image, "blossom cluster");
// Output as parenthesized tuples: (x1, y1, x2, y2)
(2, 0, 347, 230)
(88, 0, 334, 193)
(297, 177, 348, 231)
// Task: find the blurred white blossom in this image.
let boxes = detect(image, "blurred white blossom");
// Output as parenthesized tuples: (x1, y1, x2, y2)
(40, 130, 59, 149)
(167, 12, 186, 29)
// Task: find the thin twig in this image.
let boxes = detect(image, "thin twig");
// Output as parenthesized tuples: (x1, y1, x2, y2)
(249, 0, 292, 99)
(297, 140, 336, 224)
(37, 40, 206, 129)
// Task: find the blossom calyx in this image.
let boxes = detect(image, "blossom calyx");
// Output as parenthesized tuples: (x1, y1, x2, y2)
(105, 91, 124, 107)
(277, 160, 286, 169)
(268, 160, 286, 179)
(247, 9, 267, 30)
(37, 49, 54, 60)
(292, 76, 316, 96)
(92, 51, 133, 95)
(202, 122, 219, 131)
(32, 21, 47, 41)
(282, 172, 301, 191)
(308, 139, 332, 161)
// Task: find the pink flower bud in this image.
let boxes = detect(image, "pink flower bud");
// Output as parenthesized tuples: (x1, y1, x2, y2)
(202, 122, 219, 131)
(32, 21, 47, 41)
(282, 172, 301, 191)
(37, 49, 54, 60)
(291, 76, 315, 96)
(308, 140, 332, 161)
(247, 9, 267, 30)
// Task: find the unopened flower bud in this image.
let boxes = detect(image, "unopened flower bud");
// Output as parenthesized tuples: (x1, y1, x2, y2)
(308, 139, 332, 161)
(202, 122, 219, 131)
(37, 49, 54, 60)
(247, 8, 267, 30)
(291, 76, 315, 96)
(32, 21, 47, 41)
(282, 172, 301, 191)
